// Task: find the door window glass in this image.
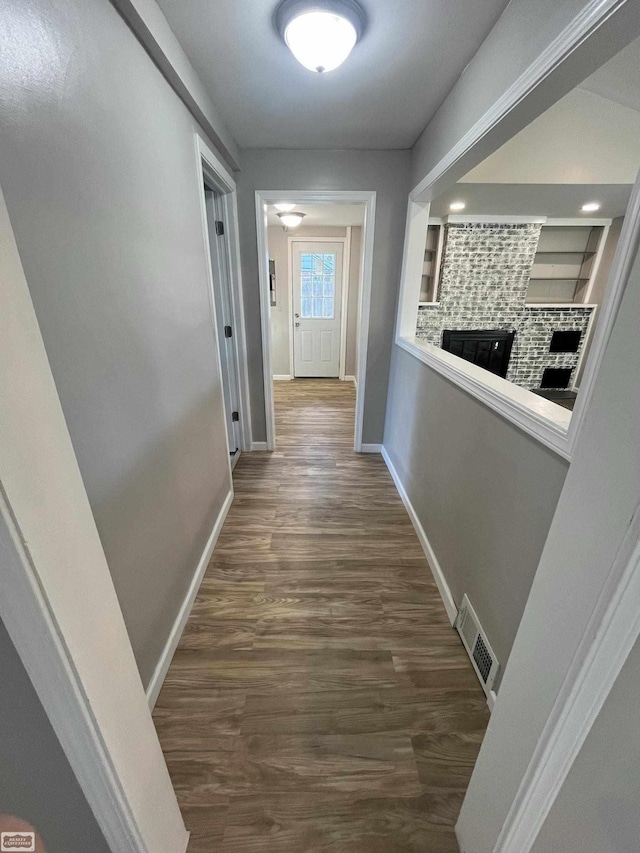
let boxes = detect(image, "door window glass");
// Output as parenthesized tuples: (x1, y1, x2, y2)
(300, 253, 336, 318)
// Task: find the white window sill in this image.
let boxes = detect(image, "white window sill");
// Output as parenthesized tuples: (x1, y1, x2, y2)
(397, 335, 572, 460)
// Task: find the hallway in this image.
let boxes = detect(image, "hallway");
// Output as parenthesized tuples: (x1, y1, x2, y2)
(153, 380, 489, 852)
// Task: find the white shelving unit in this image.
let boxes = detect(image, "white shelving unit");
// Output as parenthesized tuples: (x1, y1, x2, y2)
(527, 225, 607, 304)
(420, 222, 444, 303)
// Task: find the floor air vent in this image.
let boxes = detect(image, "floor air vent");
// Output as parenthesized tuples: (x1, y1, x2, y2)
(455, 595, 499, 695)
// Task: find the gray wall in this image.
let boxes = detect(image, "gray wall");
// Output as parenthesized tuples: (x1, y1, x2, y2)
(459, 212, 640, 852)
(532, 630, 640, 853)
(383, 348, 568, 673)
(267, 225, 361, 378)
(236, 149, 412, 445)
(0, 0, 233, 687)
(384, 0, 640, 679)
(0, 614, 109, 852)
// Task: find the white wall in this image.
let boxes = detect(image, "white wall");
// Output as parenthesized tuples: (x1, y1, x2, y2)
(462, 89, 640, 184)
(267, 225, 361, 378)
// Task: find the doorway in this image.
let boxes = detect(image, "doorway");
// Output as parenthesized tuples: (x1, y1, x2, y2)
(196, 135, 252, 466)
(204, 185, 242, 466)
(256, 191, 377, 451)
(292, 240, 345, 378)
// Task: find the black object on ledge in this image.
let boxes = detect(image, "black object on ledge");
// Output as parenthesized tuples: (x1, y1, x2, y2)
(442, 329, 515, 378)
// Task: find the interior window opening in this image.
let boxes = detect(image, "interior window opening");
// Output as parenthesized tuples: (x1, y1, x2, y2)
(401, 34, 640, 432)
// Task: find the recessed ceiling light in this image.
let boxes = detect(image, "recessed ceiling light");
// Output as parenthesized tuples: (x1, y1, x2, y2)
(581, 202, 601, 212)
(450, 201, 466, 211)
(275, 0, 366, 74)
(278, 211, 306, 228)
(274, 202, 296, 212)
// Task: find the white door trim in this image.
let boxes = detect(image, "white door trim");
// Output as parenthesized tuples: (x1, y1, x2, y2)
(255, 190, 376, 452)
(495, 506, 640, 852)
(0, 182, 188, 853)
(287, 235, 348, 379)
(340, 226, 353, 381)
(196, 134, 252, 452)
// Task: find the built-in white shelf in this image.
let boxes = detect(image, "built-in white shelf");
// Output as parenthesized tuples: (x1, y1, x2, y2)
(420, 223, 444, 303)
(527, 224, 605, 304)
(525, 303, 597, 310)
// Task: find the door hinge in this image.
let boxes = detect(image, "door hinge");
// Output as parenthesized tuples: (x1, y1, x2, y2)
(231, 411, 239, 422)
(224, 325, 232, 338)
(215, 220, 225, 236)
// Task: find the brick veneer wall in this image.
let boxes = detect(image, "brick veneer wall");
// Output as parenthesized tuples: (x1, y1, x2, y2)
(416, 222, 594, 389)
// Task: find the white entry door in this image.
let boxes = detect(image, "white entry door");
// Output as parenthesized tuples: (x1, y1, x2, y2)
(292, 241, 344, 377)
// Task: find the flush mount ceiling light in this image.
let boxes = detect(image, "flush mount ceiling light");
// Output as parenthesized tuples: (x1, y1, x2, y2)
(274, 202, 296, 211)
(275, 0, 366, 73)
(450, 201, 466, 211)
(278, 211, 306, 228)
(581, 202, 601, 212)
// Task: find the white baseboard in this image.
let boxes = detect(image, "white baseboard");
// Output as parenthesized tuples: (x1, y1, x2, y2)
(273, 375, 292, 381)
(146, 489, 233, 708)
(344, 374, 357, 387)
(251, 441, 268, 451)
(381, 446, 458, 625)
(360, 443, 382, 453)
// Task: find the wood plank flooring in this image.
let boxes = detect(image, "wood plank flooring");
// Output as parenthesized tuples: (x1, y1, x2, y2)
(154, 379, 489, 852)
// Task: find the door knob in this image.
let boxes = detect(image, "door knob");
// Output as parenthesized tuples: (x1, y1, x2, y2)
(295, 322, 300, 327)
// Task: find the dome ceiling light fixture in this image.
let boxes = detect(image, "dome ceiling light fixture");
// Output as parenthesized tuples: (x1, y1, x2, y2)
(274, 202, 297, 211)
(275, 0, 366, 74)
(278, 211, 306, 228)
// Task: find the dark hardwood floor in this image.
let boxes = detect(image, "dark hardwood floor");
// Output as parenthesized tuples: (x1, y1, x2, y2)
(153, 379, 489, 852)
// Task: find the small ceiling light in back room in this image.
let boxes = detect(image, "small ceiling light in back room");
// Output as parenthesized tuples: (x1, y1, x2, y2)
(278, 211, 306, 228)
(275, 0, 366, 73)
(581, 202, 601, 212)
(450, 201, 466, 211)
(274, 202, 296, 211)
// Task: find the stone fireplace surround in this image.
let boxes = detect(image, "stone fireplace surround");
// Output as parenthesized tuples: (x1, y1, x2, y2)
(416, 222, 594, 390)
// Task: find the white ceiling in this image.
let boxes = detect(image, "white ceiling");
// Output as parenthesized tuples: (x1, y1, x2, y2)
(430, 184, 632, 219)
(462, 36, 640, 185)
(433, 37, 640, 219)
(266, 203, 365, 227)
(156, 0, 510, 149)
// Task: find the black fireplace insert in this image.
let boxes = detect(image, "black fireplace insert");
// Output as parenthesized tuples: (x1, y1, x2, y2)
(442, 329, 515, 378)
